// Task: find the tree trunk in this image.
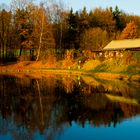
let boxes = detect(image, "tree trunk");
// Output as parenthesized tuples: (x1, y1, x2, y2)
(36, 10, 45, 61)
(19, 45, 23, 56)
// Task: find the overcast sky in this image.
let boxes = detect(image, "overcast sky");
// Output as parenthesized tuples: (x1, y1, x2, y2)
(0, 0, 140, 15)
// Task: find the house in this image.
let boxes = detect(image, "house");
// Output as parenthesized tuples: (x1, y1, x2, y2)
(103, 39, 140, 51)
(103, 39, 140, 58)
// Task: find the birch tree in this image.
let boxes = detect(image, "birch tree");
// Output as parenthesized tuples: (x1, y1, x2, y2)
(36, 3, 45, 61)
(29, 3, 55, 61)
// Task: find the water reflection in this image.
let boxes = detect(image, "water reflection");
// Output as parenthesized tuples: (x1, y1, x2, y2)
(0, 74, 140, 140)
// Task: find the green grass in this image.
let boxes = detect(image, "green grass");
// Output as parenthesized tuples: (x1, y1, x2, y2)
(83, 51, 140, 75)
(133, 51, 140, 63)
(90, 63, 109, 72)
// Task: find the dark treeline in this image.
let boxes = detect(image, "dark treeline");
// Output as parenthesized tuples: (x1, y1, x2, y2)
(0, 0, 140, 63)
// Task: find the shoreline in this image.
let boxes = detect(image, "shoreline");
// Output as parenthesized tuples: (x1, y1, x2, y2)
(0, 61, 140, 81)
(0, 68, 140, 82)
(0, 68, 85, 75)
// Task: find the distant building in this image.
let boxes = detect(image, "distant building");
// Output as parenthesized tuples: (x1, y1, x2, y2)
(103, 39, 140, 51)
(103, 39, 140, 58)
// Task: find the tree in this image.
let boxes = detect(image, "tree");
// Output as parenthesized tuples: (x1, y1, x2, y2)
(89, 8, 116, 36)
(79, 7, 89, 49)
(84, 28, 108, 50)
(29, 3, 55, 61)
(14, 8, 33, 56)
(79, 7, 89, 31)
(11, 0, 34, 58)
(11, 0, 33, 11)
(0, 9, 13, 62)
(125, 15, 140, 37)
(120, 21, 138, 39)
(113, 6, 126, 31)
(35, 4, 45, 61)
(46, 1, 68, 57)
(66, 8, 79, 50)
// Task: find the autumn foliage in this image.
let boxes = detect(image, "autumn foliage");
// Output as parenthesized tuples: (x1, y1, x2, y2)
(120, 21, 138, 39)
(1, 1, 140, 63)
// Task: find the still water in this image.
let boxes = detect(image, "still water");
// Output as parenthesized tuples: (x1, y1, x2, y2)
(0, 73, 140, 140)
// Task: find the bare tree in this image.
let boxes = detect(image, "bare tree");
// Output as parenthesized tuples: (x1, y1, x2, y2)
(11, 0, 33, 11)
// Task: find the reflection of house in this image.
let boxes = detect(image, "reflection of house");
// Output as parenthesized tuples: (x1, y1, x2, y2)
(103, 39, 140, 58)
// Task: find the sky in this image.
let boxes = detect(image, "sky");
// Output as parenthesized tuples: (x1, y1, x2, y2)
(0, 0, 140, 15)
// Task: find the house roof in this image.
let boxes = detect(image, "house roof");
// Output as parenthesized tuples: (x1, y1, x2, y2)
(103, 39, 140, 50)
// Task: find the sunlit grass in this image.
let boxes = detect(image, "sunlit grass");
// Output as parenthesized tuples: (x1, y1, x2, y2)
(1, 51, 140, 82)
(82, 60, 101, 70)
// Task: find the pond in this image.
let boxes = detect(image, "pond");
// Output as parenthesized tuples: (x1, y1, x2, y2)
(0, 73, 140, 140)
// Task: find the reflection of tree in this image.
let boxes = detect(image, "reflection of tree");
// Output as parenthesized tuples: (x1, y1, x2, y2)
(0, 75, 58, 139)
(0, 74, 140, 139)
(62, 76, 75, 93)
(36, 79, 44, 127)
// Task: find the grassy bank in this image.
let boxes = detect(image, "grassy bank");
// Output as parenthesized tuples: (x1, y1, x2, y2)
(0, 51, 140, 81)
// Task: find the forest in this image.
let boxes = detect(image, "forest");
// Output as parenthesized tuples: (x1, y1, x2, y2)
(0, 0, 140, 64)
